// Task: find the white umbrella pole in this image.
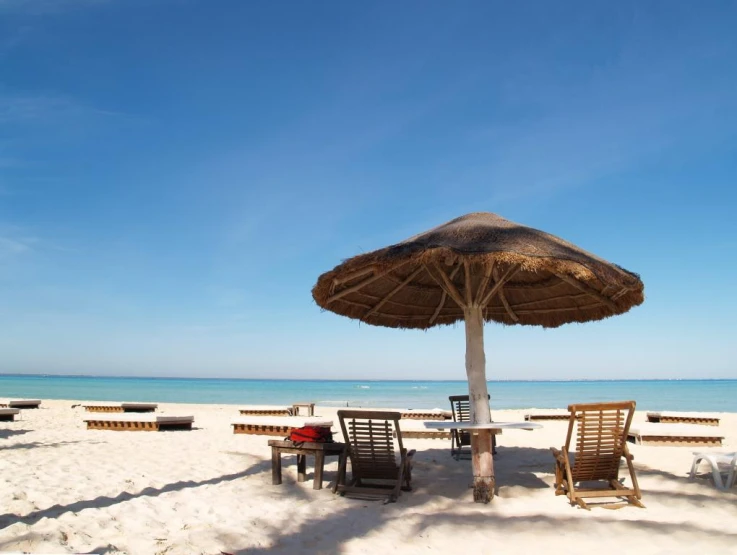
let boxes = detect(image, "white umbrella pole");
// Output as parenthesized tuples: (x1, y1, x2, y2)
(464, 305, 494, 503)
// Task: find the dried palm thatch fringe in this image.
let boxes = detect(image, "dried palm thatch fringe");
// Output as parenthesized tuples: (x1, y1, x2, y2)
(312, 212, 644, 329)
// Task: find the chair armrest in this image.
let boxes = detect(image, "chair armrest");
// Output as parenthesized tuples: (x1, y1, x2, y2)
(550, 447, 566, 464)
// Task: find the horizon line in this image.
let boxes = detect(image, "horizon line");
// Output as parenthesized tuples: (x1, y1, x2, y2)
(0, 373, 734, 383)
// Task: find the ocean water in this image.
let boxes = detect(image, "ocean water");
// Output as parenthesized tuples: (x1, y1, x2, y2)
(0, 375, 735, 412)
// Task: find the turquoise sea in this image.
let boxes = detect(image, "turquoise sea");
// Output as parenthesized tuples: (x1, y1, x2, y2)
(0, 375, 735, 412)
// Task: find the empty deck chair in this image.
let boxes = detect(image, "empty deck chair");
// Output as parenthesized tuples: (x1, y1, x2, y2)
(449, 394, 496, 459)
(689, 452, 737, 491)
(551, 401, 643, 510)
(334, 410, 416, 503)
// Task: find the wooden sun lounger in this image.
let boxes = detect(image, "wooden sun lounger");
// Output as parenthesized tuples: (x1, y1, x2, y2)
(84, 403, 158, 413)
(84, 415, 194, 431)
(646, 412, 720, 426)
(400, 409, 452, 421)
(628, 423, 724, 446)
(0, 408, 20, 421)
(525, 410, 571, 421)
(551, 401, 644, 510)
(238, 406, 293, 417)
(394, 419, 452, 440)
(232, 416, 333, 436)
(0, 399, 41, 409)
(334, 410, 415, 503)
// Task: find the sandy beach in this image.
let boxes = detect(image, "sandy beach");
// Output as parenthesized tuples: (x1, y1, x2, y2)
(0, 400, 735, 554)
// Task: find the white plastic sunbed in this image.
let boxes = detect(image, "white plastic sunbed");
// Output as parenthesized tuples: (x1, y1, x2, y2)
(84, 414, 193, 431)
(689, 452, 737, 491)
(628, 423, 724, 446)
(232, 416, 332, 436)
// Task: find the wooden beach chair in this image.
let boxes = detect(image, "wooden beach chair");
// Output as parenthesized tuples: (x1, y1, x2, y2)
(334, 410, 415, 503)
(551, 401, 643, 510)
(449, 394, 496, 459)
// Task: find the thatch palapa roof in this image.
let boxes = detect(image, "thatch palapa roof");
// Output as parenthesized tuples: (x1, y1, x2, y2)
(312, 212, 644, 329)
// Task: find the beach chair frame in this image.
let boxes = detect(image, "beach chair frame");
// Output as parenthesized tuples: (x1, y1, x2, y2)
(334, 410, 415, 503)
(449, 394, 496, 459)
(551, 401, 643, 510)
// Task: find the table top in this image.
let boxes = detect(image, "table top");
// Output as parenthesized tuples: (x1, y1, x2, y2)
(268, 440, 345, 451)
(423, 421, 543, 431)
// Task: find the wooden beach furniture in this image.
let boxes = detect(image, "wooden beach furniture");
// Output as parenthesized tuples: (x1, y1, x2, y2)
(239, 405, 293, 417)
(689, 452, 737, 491)
(449, 394, 496, 458)
(334, 410, 415, 503)
(0, 399, 41, 409)
(83, 403, 158, 413)
(232, 416, 333, 436)
(394, 418, 451, 440)
(525, 409, 571, 421)
(84, 414, 194, 431)
(0, 408, 20, 421)
(551, 401, 644, 510)
(400, 409, 452, 421)
(646, 411, 720, 426)
(628, 423, 724, 446)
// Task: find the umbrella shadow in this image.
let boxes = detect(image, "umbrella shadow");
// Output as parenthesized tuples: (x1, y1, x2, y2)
(0, 428, 31, 439)
(0, 457, 273, 530)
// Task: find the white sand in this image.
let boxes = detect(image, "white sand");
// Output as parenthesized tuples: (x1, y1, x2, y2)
(0, 400, 735, 554)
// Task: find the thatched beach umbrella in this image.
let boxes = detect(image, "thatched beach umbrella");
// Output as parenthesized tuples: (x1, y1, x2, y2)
(312, 212, 644, 503)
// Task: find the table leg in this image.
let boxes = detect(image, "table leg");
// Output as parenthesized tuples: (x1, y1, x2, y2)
(271, 447, 282, 485)
(313, 451, 325, 490)
(297, 454, 307, 482)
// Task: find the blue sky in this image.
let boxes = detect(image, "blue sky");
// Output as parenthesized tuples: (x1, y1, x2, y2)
(1, 1, 736, 380)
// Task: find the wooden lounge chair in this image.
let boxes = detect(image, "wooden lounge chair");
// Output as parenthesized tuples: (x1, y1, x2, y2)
(334, 410, 416, 503)
(449, 394, 496, 459)
(551, 401, 643, 510)
(400, 409, 452, 421)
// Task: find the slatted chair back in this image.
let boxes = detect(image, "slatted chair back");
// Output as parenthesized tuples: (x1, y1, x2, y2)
(449, 394, 491, 423)
(338, 410, 402, 481)
(566, 401, 636, 482)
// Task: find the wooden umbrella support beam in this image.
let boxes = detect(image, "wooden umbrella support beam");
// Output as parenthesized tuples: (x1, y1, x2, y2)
(464, 305, 494, 503)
